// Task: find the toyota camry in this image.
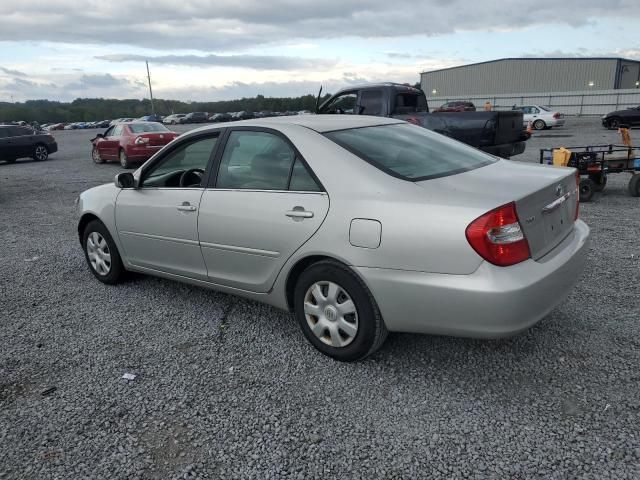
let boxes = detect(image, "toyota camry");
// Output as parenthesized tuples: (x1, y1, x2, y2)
(77, 115, 589, 361)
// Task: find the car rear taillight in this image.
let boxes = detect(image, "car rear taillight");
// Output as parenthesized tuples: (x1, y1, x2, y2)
(553, 112, 562, 119)
(465, 202, 531, 267)
(134, 136, 149, 145)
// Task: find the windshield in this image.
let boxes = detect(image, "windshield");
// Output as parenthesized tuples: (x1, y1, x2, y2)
(325, 123, 496, 181)
(129, 123, 169, 133)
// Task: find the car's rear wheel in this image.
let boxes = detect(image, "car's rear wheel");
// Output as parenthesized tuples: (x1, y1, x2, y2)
(294, 260, 387, 362)
(533, 119, 546, 130)
(119, 149, 131, 169)
(579, 178, 596, 202)
(33, 144, 48, 161)
(91, 146, 104, 164)
(628, 175, 640, 197)
(82, 220, 125, 284)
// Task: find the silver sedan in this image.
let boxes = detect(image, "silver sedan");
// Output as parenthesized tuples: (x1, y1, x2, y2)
(77, 115, 590, 361)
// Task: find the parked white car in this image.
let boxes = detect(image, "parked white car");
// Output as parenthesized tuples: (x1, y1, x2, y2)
(513, 105, 565, 130)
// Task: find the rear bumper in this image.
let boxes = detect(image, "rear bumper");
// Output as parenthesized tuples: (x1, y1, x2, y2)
(47, 142, 58, 154)
(125, 145, 164, 160)
(481, 141, 526, 158)
(354, 220, 590, 338)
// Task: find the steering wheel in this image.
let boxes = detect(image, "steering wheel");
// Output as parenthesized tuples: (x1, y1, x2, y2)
(179, 168, 205, 188)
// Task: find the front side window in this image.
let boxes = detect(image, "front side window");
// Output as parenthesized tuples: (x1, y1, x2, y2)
(0, 128, 9, 139)
(103, 126, 114, 137)
(142, 135, 218, 188)
(321, 92, 357, 114)
(325, 123, 495, 181)
(111, 125, 124, 137)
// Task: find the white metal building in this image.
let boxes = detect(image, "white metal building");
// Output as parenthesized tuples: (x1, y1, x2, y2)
(420, 58, 640, 97)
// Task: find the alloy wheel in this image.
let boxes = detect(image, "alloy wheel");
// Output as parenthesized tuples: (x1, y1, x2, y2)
(303, 281, 359, 347)
(34, 145, 48, 161)
(86, 231, 112, 276)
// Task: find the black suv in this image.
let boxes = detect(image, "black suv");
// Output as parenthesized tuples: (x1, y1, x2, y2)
(183, 112, 209, 124)
(0, 125, 58, 163)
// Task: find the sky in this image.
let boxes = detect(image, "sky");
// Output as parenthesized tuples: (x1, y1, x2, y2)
(0, 0, 639, 102)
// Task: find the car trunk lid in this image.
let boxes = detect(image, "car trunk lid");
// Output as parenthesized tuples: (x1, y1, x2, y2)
(415, 160, 578, 261)
(138, 132, 177, 147)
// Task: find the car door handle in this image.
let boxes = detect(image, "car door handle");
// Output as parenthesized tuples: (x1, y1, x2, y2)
(286, 209, 313, 218)
(177, 202, 197, 212)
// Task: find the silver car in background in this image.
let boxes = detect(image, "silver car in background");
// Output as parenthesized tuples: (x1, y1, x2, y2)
(513, 105, 566, 130)
(77, 115, 589, 361)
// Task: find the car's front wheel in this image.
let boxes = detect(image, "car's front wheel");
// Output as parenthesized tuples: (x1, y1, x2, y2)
(91, 146, 104, 164)
(533, 119, 546, 130)
(119, 149, 131, 169)
(294, 260, 388, 362)
(82, 220, 125, 284)
(33, 144, 48, 161)
(607, 117, 621, 130)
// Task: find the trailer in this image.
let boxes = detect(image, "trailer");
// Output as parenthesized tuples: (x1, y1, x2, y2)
(539, 132, 640, 202)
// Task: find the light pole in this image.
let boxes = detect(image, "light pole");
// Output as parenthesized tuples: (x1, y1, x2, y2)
(146, 61, 156, 116)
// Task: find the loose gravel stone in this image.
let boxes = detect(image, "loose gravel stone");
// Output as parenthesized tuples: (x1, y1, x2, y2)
(0, 119, 639, 479)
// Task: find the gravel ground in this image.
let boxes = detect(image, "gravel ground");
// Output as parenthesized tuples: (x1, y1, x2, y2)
(1, 117, 639, 479)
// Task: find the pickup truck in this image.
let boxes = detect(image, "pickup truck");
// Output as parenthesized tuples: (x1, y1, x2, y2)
(318, 83, 528, 158)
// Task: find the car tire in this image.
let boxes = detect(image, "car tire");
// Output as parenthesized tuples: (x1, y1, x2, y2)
(91, 146, 104, 164)
(119, 149, 131, 169)
(533, 119, 546, 130)
(293, 260, 388, 362)
(589, 173, 607, 192)
(579, 178, 596, 202)
(5, 158, 16, 164)
(628, 175, 640, 197)
(33, 144, 49, 161)
(82, 220, 125, 284)
(607, 117, 621, 130)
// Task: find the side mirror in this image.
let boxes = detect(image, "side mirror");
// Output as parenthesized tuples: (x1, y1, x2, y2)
(115, 172, 136, 189)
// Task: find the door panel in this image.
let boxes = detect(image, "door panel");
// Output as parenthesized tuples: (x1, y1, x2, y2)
(115, 189, 207, 279)
(198, 190, 329, 292)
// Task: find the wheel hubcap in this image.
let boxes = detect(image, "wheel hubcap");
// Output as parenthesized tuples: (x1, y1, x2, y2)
(86, 232, 111, 276)
(92, 148, 100, 162)
(35, 146, 47, 160)
(304, 281, 358, 348)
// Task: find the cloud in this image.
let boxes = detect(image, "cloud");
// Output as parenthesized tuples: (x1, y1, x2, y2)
(96, 53, 337, 71)
(0, 67, 27, 77)
(0, 0, 637, 51)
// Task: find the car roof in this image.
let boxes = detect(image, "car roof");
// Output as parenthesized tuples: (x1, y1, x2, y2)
(200, 114, 404, 133)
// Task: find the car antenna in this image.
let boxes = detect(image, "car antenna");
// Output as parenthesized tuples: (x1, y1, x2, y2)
(315, 85, 323, 114)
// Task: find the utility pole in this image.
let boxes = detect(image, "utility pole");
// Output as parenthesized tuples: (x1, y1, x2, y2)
(146, 61, 155, 115)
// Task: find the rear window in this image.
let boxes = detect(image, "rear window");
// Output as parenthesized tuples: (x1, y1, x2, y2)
(129, 123, 169, 133)
(393, 93, 428, 114)
(325, 123, 496, 181)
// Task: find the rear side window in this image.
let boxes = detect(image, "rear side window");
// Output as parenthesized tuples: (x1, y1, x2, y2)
(393, 93, 428, 114)
(216, 130, 321, 191)
(325, 123, 495, 181)
(359, 90, 383, 116)
(0, 128, 9, 138)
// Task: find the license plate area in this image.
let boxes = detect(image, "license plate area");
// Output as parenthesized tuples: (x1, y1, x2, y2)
(542, 198, 572, 245)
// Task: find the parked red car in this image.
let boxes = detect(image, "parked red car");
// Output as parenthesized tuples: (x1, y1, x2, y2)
(433, 101, 476, 112)
(90, 122, 179, 168)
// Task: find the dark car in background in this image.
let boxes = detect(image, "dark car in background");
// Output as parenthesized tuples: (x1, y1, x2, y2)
(90, 121, 179, 168)
(209, 113, 232, 122)
(0, 125, 58, 163)
(183, 112, 209, 124)
(602, 106, 640, 129)
(433, 101, 476, 112)
(138, 114, 163, 123)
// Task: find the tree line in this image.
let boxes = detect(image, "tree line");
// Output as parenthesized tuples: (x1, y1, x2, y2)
(0, 94, 334, 123)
